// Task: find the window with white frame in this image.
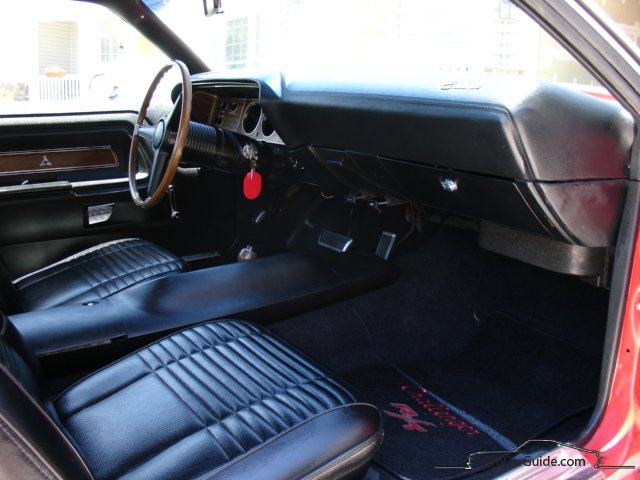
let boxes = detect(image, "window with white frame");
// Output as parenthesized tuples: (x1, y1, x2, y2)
(225, 17, 249, 68)
(100, 37, 121, 63)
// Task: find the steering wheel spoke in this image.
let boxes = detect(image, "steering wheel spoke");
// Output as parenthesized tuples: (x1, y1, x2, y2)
(167, 98, 183, 126)
(128, 61, 192, 208)
(147, 148, 170, 197)
(137, 125, 156, 142)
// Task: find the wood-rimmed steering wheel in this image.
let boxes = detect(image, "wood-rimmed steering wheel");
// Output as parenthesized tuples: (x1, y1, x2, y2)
(128, 60, 192, 208)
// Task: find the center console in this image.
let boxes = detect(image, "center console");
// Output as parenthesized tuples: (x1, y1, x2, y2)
(10, 251, 395, 356)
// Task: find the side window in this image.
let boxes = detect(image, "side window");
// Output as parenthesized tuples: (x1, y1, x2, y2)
(0, 0, 168, 115)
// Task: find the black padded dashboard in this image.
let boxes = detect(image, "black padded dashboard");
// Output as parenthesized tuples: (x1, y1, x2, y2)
(191, 72, 634, 253)
(262, 75, 633, 182)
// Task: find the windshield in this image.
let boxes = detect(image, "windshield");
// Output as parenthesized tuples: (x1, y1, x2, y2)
(146, 0, 623, 90)
(3, 0, 634, 117)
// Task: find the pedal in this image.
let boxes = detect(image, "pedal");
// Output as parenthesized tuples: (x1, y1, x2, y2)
(318, 229, 353, 253)
(375, 231, 396, 260)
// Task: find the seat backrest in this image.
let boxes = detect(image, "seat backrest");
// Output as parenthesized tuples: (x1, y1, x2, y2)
(0, 314, 93, 479)
(0, 256, 23, 314)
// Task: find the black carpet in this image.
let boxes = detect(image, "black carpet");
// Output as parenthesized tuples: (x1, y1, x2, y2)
(400, 313, 600, 448)
(270, 226, 607, 479)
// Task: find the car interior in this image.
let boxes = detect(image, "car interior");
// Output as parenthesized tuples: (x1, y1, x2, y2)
(0, 1, 636, 479)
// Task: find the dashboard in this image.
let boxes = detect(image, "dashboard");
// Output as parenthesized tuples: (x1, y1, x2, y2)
(186, 72, 633, 276)
(191, 83, 283, 145)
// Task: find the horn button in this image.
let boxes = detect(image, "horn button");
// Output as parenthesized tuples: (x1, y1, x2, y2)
(153, 119, 166, 149)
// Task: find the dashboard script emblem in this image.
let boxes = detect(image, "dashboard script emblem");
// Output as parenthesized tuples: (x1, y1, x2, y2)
(384, 403, 437, 433)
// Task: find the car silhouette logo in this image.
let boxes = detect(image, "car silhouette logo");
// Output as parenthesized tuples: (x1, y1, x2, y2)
(435, 439, 636, 471)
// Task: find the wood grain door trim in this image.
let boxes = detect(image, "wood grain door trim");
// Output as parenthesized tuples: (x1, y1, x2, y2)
(0, 146, 118, 176)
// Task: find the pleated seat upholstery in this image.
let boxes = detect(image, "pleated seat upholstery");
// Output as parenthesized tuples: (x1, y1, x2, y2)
(49, 320, 382, 479)
(13, 238, 186, 312)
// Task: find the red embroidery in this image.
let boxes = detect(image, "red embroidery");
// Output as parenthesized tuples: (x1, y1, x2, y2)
(383, 403, 437, 433)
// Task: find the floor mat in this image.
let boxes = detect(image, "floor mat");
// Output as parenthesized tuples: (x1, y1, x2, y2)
(345, 364, 508, 479)
(335, 314, 600, 479)
(400, 313, 600, 445)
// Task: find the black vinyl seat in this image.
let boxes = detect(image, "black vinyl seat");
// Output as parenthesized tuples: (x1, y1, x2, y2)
(0, 317, 383, 480)
(1, 238, 186, 313)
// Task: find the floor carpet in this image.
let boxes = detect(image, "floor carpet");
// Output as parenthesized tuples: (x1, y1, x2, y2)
(270, 226, 607, 478)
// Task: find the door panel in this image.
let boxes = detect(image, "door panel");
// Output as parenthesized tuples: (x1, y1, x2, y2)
(0, 113, 237, 278)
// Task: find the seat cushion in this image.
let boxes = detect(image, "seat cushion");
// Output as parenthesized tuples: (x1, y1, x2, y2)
(14, 238, 186, 311)
(54, 320, 381, 480)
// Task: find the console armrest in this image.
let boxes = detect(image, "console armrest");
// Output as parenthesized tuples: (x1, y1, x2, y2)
(11, 251, 395, 355)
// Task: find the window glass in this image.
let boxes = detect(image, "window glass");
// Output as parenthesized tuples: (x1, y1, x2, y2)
(225, 17, 250, 68)
(151, 0, 639, 98)
(597, 0, 640, 45)
(0, 1, 168, 115)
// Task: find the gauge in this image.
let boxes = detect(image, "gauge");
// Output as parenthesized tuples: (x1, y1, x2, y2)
(242, 102, 261, 134)
(261, 114, 275, 137)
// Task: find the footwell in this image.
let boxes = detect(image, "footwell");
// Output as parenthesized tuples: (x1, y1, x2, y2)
(270, 227, 605, 479)
(333, 314, 599, 479)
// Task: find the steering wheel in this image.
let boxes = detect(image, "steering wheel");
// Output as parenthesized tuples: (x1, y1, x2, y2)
(128, 60, 192, 208)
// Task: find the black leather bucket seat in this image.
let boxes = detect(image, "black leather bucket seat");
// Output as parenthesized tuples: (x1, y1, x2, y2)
(0, 315, 382, 479)
(0, 238, 186, 314)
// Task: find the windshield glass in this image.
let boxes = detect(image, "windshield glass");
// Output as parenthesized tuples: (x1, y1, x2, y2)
(146, 0, 630, 92)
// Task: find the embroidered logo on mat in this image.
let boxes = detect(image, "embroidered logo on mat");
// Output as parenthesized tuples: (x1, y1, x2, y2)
(385, 386, 482, 436)
(383, 403, 437, 433)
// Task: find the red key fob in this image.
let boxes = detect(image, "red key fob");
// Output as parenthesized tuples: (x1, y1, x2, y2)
(243, 169, 262, 200)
